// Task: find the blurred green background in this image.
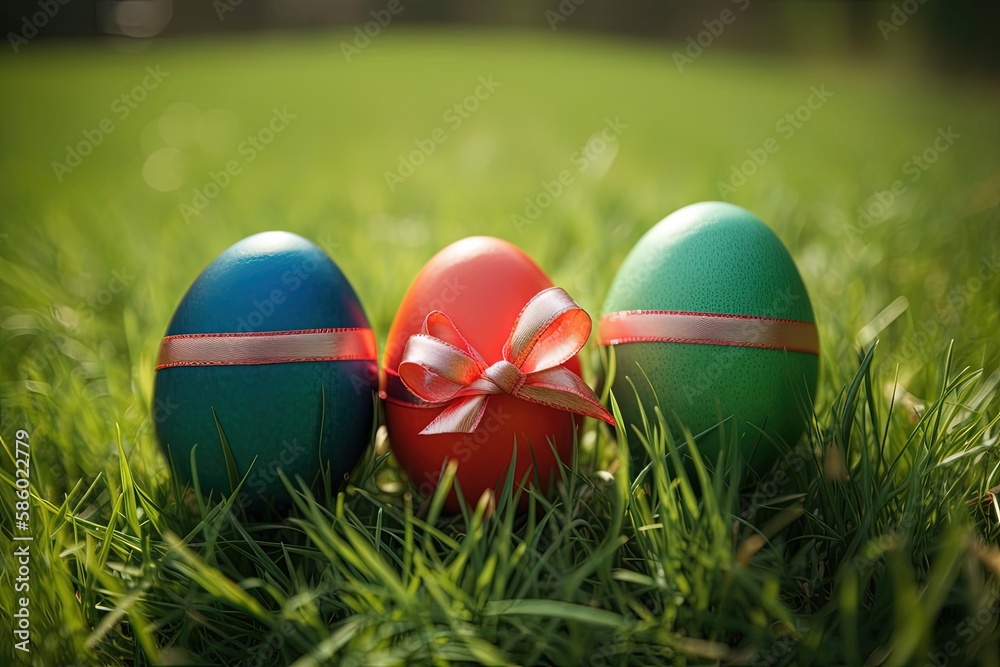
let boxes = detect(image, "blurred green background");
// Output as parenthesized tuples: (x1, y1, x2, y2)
(1, 21, 997, 494)
(2, 0, 998, 72)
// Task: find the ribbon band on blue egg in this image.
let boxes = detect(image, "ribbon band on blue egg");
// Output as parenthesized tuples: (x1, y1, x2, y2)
(155, 327, 377, 370)
(599, 310, 819, 355)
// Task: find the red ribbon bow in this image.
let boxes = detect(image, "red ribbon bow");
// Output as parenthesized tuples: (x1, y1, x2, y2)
(398, 287, 616, 434)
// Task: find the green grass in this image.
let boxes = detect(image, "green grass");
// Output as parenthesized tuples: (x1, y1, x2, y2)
(1, 28, 999, 665)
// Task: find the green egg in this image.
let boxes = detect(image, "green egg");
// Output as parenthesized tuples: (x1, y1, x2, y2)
(600, 202, 819, 475)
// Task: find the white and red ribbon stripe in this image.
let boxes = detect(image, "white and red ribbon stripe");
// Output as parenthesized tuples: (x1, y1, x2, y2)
(155, 328, 377, 370)
(599, 310, 819, 355)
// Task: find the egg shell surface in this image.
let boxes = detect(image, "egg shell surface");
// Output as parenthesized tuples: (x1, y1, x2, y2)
(153, 231, 377, 513)
(382, 236, 581, 512)
(601, 202, 819, 473)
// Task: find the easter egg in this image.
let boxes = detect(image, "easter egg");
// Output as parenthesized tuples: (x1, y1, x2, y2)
(599, 202, 819, 474)
(382, 236, 610, 512)
(153, 231, 378, 513)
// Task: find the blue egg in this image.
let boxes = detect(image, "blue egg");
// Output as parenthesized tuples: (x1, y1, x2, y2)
(153, 231, 377, 514)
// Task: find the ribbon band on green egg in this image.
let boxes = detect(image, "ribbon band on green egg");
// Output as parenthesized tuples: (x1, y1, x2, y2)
(598, 310, 819, 355)
(155, 327, 377, 370)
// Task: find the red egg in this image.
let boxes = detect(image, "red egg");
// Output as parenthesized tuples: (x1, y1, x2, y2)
(382, 236, 585, 512)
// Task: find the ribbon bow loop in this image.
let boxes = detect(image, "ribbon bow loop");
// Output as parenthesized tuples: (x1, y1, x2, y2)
(398, 286, 616, 435)
(504, 286, 594, 374)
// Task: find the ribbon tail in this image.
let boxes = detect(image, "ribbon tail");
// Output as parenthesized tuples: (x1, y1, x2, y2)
(419, 395, 490, 434)
(516, 366, 616, 426)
